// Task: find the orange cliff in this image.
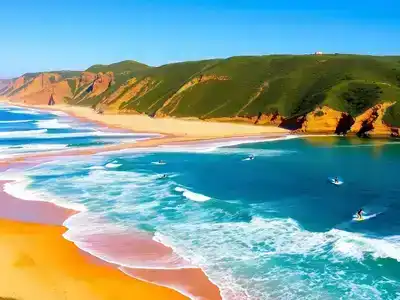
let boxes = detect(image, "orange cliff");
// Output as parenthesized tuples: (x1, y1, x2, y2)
(301, 106, 343, 133)
(350, 102, 394, 136)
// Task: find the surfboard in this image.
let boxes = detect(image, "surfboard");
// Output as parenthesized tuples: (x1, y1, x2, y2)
(352, 213, 377, 222)
(328, 177, 343, 185)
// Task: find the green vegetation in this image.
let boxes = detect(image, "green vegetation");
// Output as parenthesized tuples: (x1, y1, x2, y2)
(86, 60, 149, 74)
(340, 82, 383, 116)
(6, 55, 400, 127)
(67, 79, 77, 94)
(383, 102, 400, 127)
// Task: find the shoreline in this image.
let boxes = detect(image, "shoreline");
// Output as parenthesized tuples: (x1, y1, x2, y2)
(0, 99, 289, 138)
(0, 179, 189, 299)
(0, 165, 222, 299)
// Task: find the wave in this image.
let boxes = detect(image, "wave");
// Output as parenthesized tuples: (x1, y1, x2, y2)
(175, 186, 211, 202)
(49, 110, 69, 117)
(105, 161, 122, 168)
(8, 109, 41, 115)
(153, 216, 400, 299)
(0, 119, 32, 123)
(2, 176, 86, 212)
(0, 143, 68, 153)
(62, 212, 193, 270)
(0, 129, 147, 140)
(86, 166, 105, 170)
(0, 129, 47, 138)
(35, 119, 71, 129)
(107, 135, 298, 156)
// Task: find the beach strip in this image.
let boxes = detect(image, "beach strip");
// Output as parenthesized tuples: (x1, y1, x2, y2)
(0, 99, 288, 138)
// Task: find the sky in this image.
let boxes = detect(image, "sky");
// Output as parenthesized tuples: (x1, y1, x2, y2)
(0, 0, 399, 78)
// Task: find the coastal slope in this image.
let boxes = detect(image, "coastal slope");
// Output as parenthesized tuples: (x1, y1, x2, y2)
(2, 55, 400, 137)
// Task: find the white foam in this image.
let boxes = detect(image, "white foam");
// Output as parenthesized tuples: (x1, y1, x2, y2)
(107, 135, 298, 156)
(62, 212, 193, 270)
(105, 161, 122, 168)
(50, 110, 69, 117)
(35, 119, 71, 129)
(151, 161, 167, 165)
(0, 144, 69, 158)
(0, 129, 47, 138)
(87, 166, 105, 170)
(2, 175, 86, 212)
(174, 186, 211, 202)
(9, 109, 41, 115)
(152, 216, 400, 299)
(0, 119, 31, 123)
(0, 129, 150, 140)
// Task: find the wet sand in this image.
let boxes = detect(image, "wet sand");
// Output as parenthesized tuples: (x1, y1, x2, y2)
(0, 174, 221, 299)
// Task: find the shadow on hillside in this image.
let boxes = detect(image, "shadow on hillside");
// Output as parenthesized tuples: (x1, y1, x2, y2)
(279, 116, 306, 131)
(335, 113, 355, 135)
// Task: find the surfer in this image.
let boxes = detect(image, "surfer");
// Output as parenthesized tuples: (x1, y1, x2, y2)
(159, 160, 165, 164)
(248, 155, 254, 160)
(356, 208, 364, 220)
(159, 174, 168, 179)
(334, 177, 339, 184)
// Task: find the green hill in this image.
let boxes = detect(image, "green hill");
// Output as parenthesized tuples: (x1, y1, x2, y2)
(4, 54, 400, 131)
(69, 54, 400, 128)
(85, 60, 150, 74)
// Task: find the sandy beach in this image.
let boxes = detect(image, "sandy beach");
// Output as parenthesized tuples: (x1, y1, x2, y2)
(0, 99, 288, 138)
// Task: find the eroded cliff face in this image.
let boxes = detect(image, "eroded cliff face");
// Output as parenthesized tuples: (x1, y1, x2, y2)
(300, 103, 396, 137)
(350, 103, 394, 137)
(4, 73, 72, 105)
(301, 106, 343, 133)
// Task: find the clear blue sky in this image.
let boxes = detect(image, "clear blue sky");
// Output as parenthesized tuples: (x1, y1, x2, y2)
(1, 0, 399, 77)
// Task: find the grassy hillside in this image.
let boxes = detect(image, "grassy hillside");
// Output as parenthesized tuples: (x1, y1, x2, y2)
(71, 54, 400, 126)
(86, 60, 150, 74)
(5, 54, 400, 129)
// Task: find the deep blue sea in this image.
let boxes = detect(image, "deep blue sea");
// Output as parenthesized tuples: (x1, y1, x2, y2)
(1, 104, 400, 299)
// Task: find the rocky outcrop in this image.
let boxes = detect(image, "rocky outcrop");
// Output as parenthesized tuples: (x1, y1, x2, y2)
(302, 106, 343, 133)
(350, 102, 394, 137)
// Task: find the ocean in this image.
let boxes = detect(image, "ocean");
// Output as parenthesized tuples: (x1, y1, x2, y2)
(0, 103, 157, 159)
(1, 104, 400, 299)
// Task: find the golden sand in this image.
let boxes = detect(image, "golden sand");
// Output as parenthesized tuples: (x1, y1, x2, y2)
(0, 219, 187, 300)
(0, 99, 288, 138)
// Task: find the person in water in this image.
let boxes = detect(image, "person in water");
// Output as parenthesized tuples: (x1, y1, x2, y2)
(356, 208, 364, 219)
(334, 177, 339, 183)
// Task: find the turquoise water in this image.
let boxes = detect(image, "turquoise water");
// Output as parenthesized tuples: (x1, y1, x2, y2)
(1, 105, 400, 299)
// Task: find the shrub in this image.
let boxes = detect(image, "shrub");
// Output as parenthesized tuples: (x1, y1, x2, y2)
(340, 83, 382, 116)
